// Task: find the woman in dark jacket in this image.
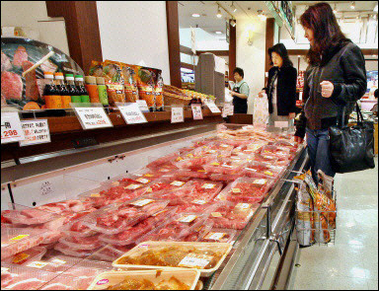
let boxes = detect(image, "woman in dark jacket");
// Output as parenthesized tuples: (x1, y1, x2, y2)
(294, 3, 367, 183)
(259, 43, 297, 125)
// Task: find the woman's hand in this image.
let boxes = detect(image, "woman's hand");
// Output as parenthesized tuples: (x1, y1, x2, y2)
(258, 90, 266, 98)
(289, 112, 296, 119)
(294, 136, 304, 144)
(320, 81, 334, 98)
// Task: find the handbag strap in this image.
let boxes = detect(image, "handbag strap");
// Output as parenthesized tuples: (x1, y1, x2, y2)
(338, 102, 365, 128)
(355, 102, 364, 125)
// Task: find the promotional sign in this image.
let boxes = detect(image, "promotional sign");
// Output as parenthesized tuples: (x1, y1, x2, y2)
(222, 103, 234, 118)
(136, 100, 150, 113)
(171, 106, 184, 123)
(74, 107, 113, 130)
(1, 112, 25, 144)
(19, 119, 51, 147)
(205, 101, 221, 113)
(118, 103, 147, 125)
(191, 104, 203, 120)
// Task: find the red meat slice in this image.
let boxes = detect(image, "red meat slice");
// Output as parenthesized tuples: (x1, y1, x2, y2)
(1, 51, 12, 71)
(22, 61, 40, 101)
(40, 283, 73, 290)
(5, 278, 47, 290)
(13, 46, 28, 67)
(1, 71, 23, 100)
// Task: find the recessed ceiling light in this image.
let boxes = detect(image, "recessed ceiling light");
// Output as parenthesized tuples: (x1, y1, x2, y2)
(351, 1, 355, 10)
(215, 31, 222, 34)
(192, 13, 201, 18)
(231, 1, 237, 13)
(217, 5, 222, 18)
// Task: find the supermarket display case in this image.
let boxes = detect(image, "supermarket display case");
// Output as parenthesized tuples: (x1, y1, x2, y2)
(1, 122, 307, 290)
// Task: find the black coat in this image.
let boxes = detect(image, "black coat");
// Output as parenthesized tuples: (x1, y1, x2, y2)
(263, 65, 297, 116)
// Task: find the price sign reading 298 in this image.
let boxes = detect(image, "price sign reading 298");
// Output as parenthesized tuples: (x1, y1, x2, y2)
(1, 112, 25, 144)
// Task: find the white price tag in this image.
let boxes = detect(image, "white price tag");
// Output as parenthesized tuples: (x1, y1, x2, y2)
(125, 184, 142, 190)
(202, 183, 216, 189)
(19, 119, 51, 147)
(50, 258, 66, 266)
(1, 267, 10, 274)
(253, 179, 267, 185)
(236, 203, 251, 210)
(26, 261, 49, 269)
(74, 107, 113, 130)
(222, 103, 234, 117)
(211, 212, 223, 218)
(1, 112, 25, 144)
(232, 188, 241, 194)
(178, 253, 213, 268)
(205, 232, 226, 241)
(191, 104, 203, 120)
(136, 100, 150, 113)
(170, 181, 185, 187)
(136, 178, 150, 184)
(192, 199, 207, 205)
(177, 214, 198, 223)
(130, 198, 154, 207)
(118, 103, 147, 125)
(171, 106, 184, 123)
(206, 101, 221, 113)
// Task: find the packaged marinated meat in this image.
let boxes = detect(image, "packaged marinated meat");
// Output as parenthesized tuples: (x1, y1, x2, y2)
(81, 198, 169, 235)
(200, 228, 237, 244)
(216, 177, 275, 204)
(207, 201, 258, 230)
(1, 227, 49, 260)
(112, 241, 232, 277)
(59, 234, 104, 251)
(3, 246, 47, 266)
(87, 269, 200, 290)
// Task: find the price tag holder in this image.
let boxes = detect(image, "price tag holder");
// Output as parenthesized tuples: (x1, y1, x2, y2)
(118, 103, 147, 125)
(191, 104, 203, 120)
(171, 106, 184, 123)
(1, 112, 25, 144)
(19, 119, 51, 147)
(205, 100, 221, 113)
(73, 106, 113, 130)
(137, 100, 150, 113)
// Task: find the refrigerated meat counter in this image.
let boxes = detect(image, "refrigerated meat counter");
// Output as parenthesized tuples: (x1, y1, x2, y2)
(1, 123, 307, 290)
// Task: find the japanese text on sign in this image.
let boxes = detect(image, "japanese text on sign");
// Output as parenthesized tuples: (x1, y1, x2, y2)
(19, 119, 51, 147)
(118, 103, 147, 125)
(205, 100, 221, 113)
(222, 103, 234, 118)
(1, 112, 25, 144)
(74, 107, 113, 130)
(171, 106, 184, 123)
(191, 104, 203, 120)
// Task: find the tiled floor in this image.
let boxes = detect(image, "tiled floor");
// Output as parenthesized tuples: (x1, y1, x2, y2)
(290, 158, 378, 290)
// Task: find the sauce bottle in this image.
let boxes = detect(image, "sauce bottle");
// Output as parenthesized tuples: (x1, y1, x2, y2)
(75, 75, 90, 103)
(43, 72, 62, 109)
(96, 77, 109, 106)
(85, 76, 100, 103)
(55, 72, 71, 108)
(66, 74, 81, 103)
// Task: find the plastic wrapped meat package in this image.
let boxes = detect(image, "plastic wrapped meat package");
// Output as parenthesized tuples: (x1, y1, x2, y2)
(203, 157, 250, 179)
(146, 152, 180, 170)
(80, 198, 169, 235)
(173, 151, 219, 170)
(3, 246, 47, 266)
(192, 142, 234, 158)
(98, 206, 178, 246)
(112, 241, 232, 277)
(137, 212, 208, 243)
(207, 201, 258, 230)
(187, 180, 223, 202)
(243, 161, 285, 182)
(90, 244, 133, 262)
(164, 166, 209, 180)
(58, 234, 104, 251)
(176, 200, 218, 214)
(216, 177, 275, 204)
(2, 206, 61, 226)
(181, 220, 214, 242)
(59, 210, 98, 238)
(200, 228, 238, 244)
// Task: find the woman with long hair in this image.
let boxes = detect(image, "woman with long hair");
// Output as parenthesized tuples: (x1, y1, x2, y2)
(294, 2, 367, 183)
(259, 43, 297, 125)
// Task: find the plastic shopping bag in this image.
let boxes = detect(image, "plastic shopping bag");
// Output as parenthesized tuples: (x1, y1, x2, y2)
(253, 94, 269, 125)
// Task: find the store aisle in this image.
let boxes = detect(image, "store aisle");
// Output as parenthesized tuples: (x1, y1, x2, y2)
(290, 158, 378, 290)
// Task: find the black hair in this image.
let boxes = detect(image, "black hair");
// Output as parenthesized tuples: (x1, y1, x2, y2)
(268, 43, 293, 67)
(375, 89, 378, 99)
(233, 67, 244, 78)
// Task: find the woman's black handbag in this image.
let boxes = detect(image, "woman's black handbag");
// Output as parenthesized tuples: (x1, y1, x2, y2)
(329, 103, 375, 173)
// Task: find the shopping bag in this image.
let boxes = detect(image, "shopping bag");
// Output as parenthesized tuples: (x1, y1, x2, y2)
(253, 93, 269, 125)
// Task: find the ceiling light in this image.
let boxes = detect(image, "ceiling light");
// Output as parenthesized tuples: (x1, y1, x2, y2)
(217, 6, 222, 18)
(215, 31, 222, 34)
(351, 1, 355, 10)
(192, 13, 201, 18)
(333, 4, 337, 14)
(231, 1, 237, 13)
(257, 10, 267, 21)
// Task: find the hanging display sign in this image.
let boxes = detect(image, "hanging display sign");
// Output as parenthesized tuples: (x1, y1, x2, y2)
(205, 101, 221, 113)
(74, 107, 113, 130)
(171, 106, 184, 123)
(118, 103, 147, 125)
(1, 112, 25, 144)
(191, 104, 203, 120)
(19, 119, 51, 147)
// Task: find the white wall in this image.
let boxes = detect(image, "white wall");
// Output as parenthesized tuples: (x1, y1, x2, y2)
(1, 1, 70, 55)
(96, 1, 171, 84)
(180, 28, 229, 51)
(236, 17, 267, 114)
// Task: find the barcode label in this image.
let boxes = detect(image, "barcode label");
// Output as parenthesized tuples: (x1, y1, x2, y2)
(177, 214, 198, 223)
(125, 184, 142, 190)
(130, 199, 154, 207)
(136, 178, 150, 184)
(178, 253, 213, 268)
(202, 183, 216, 189)
(205, 232, 226, 241)
(170, 181, 185, 187)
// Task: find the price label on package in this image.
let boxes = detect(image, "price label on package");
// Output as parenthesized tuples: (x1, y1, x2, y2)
(205, 232, 226, 241)
(191, 104, 203, 120)
(205, 100, 221, 113)
(177, 214, 198, 223)
(118, 103, 147, 125)
(19, 119, 51, 147)
(74, 107, 113, 130)
(171, 106, 184, 123)
(136, 178, 150, 184)
(130, 198, 154, 207)
(1, 112, 25, 144)
(170, 181, 185, 187)
(178, 253, 213, 268)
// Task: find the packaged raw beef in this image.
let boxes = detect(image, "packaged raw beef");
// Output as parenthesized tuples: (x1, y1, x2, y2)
(81, 198, 169, 235)
(3, 246, 47, 265)
(1, 227, 49, 260)
(187, 179, 223, 202)
(203, 157, 249, 176)
(207, 201, 258, 230)
(146, 152, 179, 170)
(216, 177, 275, 204)
(243, 161, 285, 181)
(176, 200, 217, 214)
(192, 142, 234, 157)
(59, 210, 97, 238)
(98, 206, 178, 246)
(58, 234, 103, 251)
(90, 244, 133, 262)
(200, 228, 238, 244)
(2, 207, 60, 226)
(54, 242, 96, 258)
(181, 221, 214, 242)
(173, 151, 218, 170)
